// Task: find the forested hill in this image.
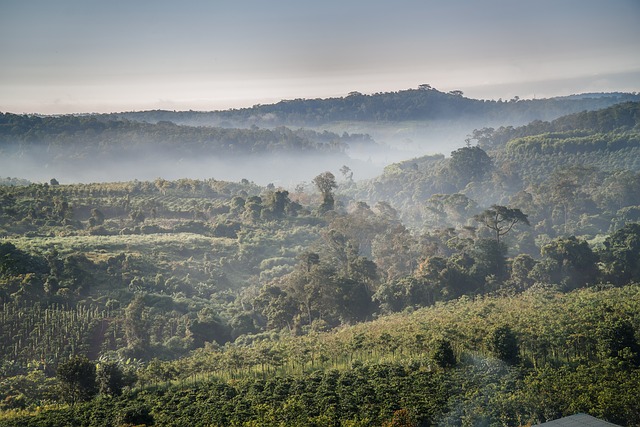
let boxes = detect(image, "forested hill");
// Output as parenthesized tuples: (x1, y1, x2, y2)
(349, 101, 640, 231)
(0, 113, 377, 183)
(105, 87, 640, 128)
(0, 113, 366, 156)
(471, 101, 640, 150)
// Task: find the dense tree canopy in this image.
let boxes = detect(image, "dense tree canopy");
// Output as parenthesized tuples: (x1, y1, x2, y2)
(474, 205, 530, 243)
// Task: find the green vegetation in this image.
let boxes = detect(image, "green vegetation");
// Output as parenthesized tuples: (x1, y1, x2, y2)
(1, 285, 639, 426)
(1, 100, 640, 425)
(352, 102, 640, 234)
(106, 88, 640, 127)
(0, 114, 359, 156)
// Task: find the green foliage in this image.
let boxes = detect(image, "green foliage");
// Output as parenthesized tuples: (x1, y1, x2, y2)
(432, 339, 457, 369)
(538, 236, 599, 290)
(447, 145, 493, 189)
(597, 318, 640, 366)
(56, 356, 97, 404)
(350, 102, 640, 235)
(96, 362, 126, 397)
(101, 88, 640, 126)
(2, 100, 640, 425)
(0, 113, 350, 156)
(474, 205, 529, 243)
(489, 325, 521, 365)
(3, 285, 640, 426)
(600, 222, 640, 286)
(313, 171, 338, 212)
(115, 403, 154, 427)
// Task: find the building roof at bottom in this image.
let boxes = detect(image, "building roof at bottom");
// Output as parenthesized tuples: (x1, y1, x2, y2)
(533, 413, 622, 427)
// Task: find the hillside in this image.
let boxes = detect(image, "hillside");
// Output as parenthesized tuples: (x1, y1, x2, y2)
(2, 285, 639, 426)
(106, 87, 640, 128)
(1, 97, 640, 426)
(350, 102, 640, 233)
(103, 88, 640, 162)
(0, 113, 377, 184)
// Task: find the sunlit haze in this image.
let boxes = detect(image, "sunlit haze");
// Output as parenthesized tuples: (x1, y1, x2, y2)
(1, 0, 639, 114)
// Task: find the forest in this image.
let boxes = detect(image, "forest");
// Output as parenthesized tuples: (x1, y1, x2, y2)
(106, 87, 640, 127)
(0, 96, 639, 426)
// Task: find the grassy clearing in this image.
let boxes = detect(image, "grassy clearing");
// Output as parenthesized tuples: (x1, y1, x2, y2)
(5, 233, 237, 258)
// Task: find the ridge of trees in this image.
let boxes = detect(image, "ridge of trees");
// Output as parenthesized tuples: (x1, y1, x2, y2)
(103, 88, 640, 127)
(470, 101, 640, 150)
(0, 112, 369, 156)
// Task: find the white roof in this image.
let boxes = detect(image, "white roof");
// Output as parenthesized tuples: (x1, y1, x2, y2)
(533, 413, 621, 427)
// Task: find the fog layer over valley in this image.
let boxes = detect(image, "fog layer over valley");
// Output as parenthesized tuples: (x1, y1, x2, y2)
(3, 87, 639, 186)
(0, 114, 383, 185)
(0, 148, 384, 187)
(108, 87, 640, 160)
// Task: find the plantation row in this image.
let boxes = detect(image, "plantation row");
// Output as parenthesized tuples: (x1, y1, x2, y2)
(1, 284, 639, 426)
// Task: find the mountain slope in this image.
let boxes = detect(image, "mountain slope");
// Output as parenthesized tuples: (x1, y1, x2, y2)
(106, 87, 640, 128)
(347, 102, 640, 231)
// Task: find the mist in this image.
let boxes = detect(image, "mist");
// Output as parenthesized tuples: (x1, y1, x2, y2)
(0, 146, 385, 188)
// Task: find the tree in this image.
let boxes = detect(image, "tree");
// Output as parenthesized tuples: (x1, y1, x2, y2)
(334, 276, 374, 323)
(254, 285, 298, 331)
(489, 325, 520, 365)
(124, 295, 149, 356)
(447, 146, 493, 188)
(426, 193, 478, 228)
(96, 361, 126, 397)
(300, 251, 320, 273)
(508, 253, 537, 291)
(383, 408, 418, 427)
(57, 355, 97, 404)
(264, 190, 291, 218)
(600, 223, 640, 286)
(243, 196, 263, 222)
(470, 238, 508, 283)
(539, 236, 599, 290)
(474, 205, 529, 243)
(116, 403, 155, 427)
(373, 276, 434, 313)
(313, 171, 338, 212)
(340, 165, 353, 182)
(89, 208, 105, 227)
(598, 318, 640, 366)
(432, 338, 456, 368)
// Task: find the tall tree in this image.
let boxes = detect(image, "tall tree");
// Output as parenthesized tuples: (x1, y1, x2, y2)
(600, 223, 640, 286)
(96, 361, 126, 397)
(57, 356, 97, 404)
(538, 236, 599, 290)
(432, 338, 457, 368)
(447, 146, 493, 188)
(598, 318, 640, 366)
(313, 172, 338, 212)
(474, 205, 529, 243)
(124, 295, 149, 356)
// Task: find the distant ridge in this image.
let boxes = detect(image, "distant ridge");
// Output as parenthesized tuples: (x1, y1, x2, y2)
(103, 87, 640, 128)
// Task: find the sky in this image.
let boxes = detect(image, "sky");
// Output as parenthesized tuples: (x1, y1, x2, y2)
(1, 0, 639, 114)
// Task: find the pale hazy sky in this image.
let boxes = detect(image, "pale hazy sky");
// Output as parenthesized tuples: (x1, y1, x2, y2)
(1, 0, 639, 114)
